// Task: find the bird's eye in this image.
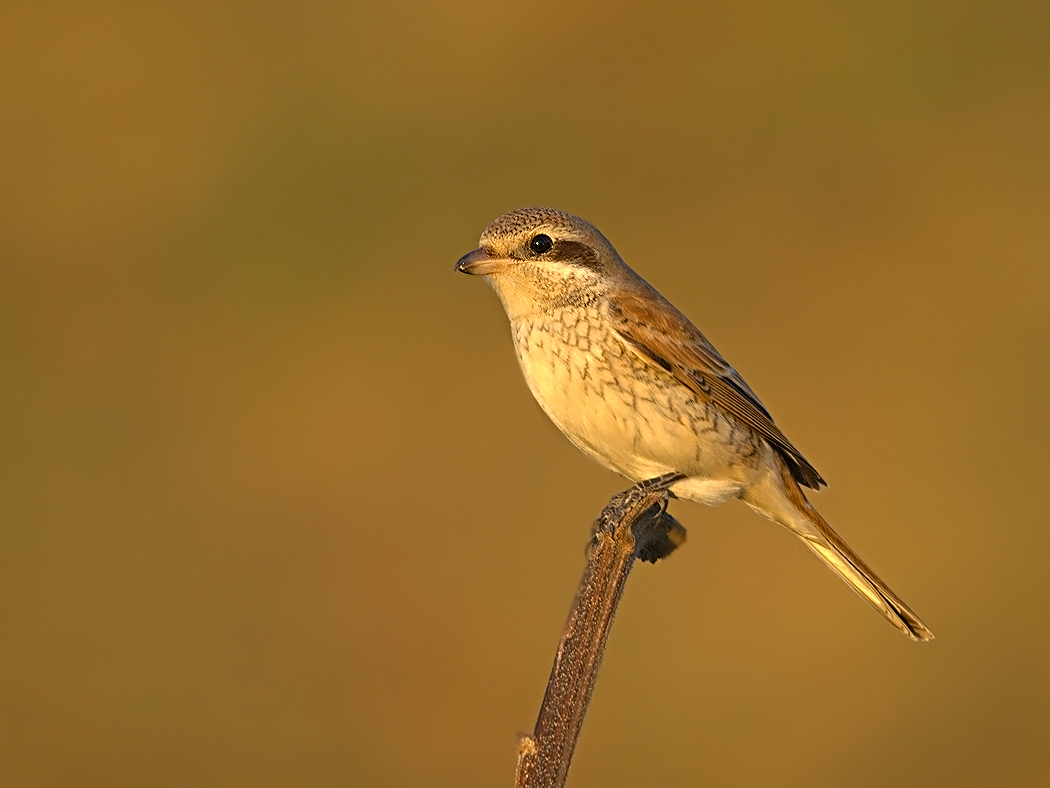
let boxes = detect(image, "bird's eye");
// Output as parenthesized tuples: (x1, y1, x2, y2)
(529, 234, 553, 254)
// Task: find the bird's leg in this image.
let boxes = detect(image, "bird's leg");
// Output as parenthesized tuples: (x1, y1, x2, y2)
(594, 472, 684, 534)
(590, 473, 687, 562)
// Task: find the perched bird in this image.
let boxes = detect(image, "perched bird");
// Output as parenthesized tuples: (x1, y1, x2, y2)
(456, 207, 933, 641)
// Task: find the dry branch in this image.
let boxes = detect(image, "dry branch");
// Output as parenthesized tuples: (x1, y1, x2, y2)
(514, 474, 686, 788)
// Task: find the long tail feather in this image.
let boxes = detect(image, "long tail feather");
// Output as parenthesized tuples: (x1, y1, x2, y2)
(766, 458, 934, 642)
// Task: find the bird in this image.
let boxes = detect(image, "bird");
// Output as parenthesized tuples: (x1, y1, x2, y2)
(455, 206, 933, 642)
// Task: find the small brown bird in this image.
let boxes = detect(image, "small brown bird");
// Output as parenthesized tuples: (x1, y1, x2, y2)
(456, 207, 933, 641)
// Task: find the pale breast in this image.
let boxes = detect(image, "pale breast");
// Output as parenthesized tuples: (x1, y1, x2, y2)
(509, 307, 763, 500)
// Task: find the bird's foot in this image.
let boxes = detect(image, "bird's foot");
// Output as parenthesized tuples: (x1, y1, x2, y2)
(590, 473, 687, 562)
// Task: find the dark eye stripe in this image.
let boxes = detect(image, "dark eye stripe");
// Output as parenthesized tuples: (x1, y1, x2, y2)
(551, 240, 601, 270)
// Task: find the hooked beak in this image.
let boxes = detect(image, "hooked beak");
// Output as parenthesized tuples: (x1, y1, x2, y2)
(454, 247, 511, 276)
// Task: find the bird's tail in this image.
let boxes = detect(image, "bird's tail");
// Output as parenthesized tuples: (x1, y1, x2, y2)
(747, 458, 934, 642)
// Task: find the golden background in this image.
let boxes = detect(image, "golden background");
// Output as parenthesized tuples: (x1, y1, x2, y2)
(2, 2, 1048, 785)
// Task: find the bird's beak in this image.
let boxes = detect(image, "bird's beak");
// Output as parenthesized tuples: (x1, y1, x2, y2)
(455, 247, 510, 276)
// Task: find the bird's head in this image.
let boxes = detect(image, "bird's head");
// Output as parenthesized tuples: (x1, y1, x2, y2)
(455, 207, 628, 319)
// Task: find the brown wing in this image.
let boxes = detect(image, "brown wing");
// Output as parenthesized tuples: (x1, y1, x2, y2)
(606, 286, 826, 489)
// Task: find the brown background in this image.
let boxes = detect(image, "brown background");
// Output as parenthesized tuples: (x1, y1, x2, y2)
(2, 2, 1048, 786)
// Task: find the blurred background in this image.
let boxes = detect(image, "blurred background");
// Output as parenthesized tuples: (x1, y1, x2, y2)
(1, 1, 1048, 786)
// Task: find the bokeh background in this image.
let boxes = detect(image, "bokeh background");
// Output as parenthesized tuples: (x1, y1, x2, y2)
(2, 1, 1048, 786)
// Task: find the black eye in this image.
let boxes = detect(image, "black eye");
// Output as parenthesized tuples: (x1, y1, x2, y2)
(529, 234, 553, 254)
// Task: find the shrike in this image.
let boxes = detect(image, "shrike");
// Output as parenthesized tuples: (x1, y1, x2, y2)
(457, 207, 932, 641)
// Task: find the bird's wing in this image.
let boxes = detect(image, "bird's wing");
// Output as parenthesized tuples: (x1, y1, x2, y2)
(606, 286, 826, 489)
